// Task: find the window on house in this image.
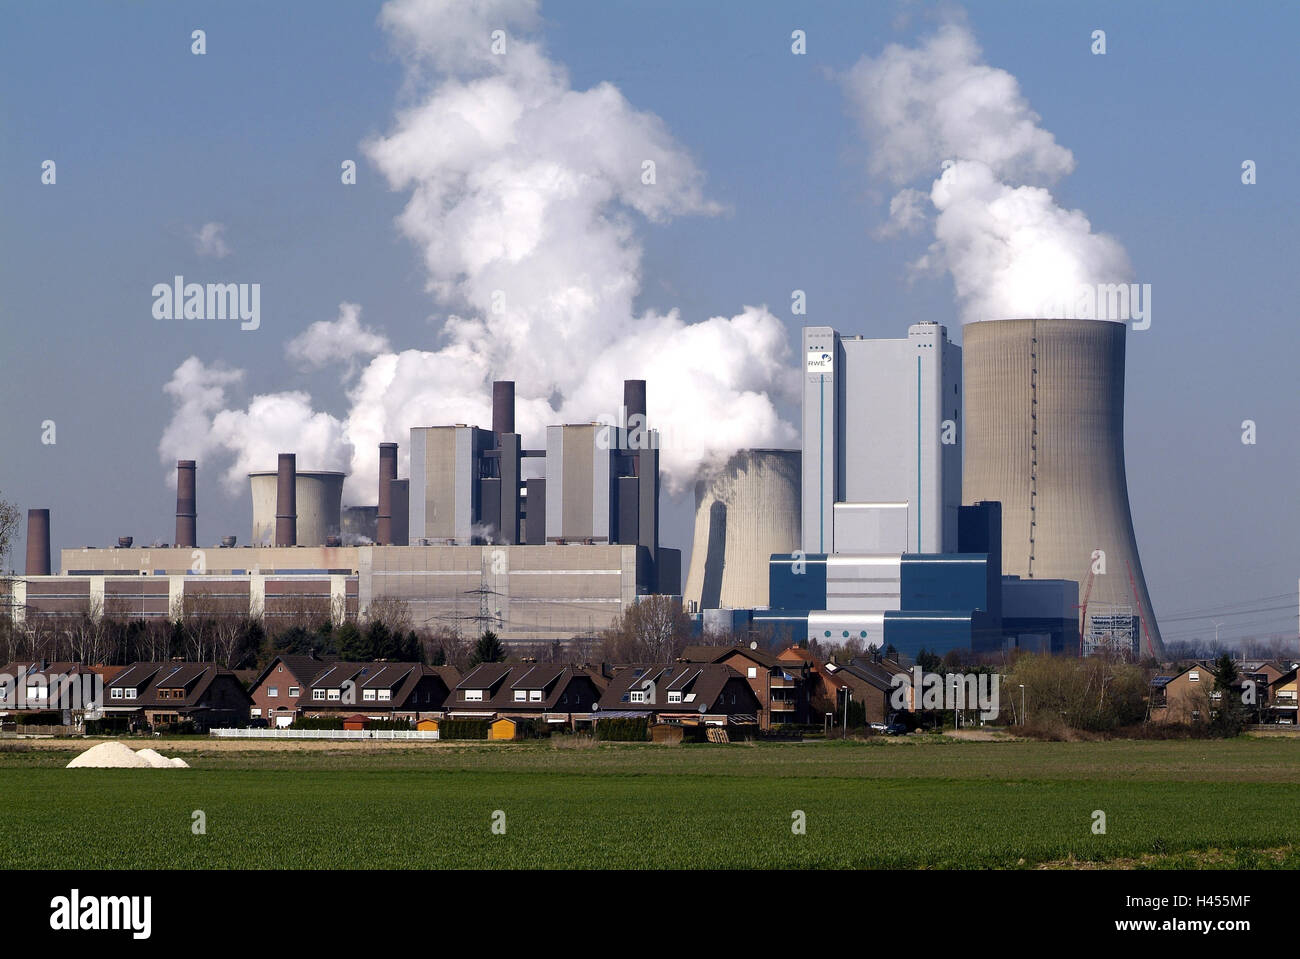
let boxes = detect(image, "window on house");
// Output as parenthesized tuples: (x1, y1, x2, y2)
(465, 690, 483, 702)
(747, 667, 757, 679)
(313, 690, 325, 701)
(289, 687, 299, 697)
(668, 691, 682, 703)
(251, 708, 261, 717)
(327, 689, 340, 701)
(111, 688, 123, 700)
(277, 665, 283, 672)
(125, 688, 136, 700)
(630, 691, 645, 703)
(363, 689, 376, 702)
(268, 687, 278, 698)
(378, 690, 391, 701)
(1189, 671, 1200, 682)
(514, 690, 526, 702)
(529, 690, 542, 702)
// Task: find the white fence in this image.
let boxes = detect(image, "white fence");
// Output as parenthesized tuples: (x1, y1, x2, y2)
(210, 728, 440, 741)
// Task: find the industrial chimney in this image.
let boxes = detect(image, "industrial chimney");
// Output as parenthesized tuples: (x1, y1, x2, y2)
(492, 380, 515, 436)
(25, 509, 51, 576)
(963, 318, 1162, 657)
(624, 379, 647, 475)
(275, 453, 297, 547)
(175, 459, 197, 548)
(377, 443, 398, 545)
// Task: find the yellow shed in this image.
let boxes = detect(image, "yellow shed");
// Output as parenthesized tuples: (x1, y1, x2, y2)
(489, 717, 520, 740)
(417, 718, 439, 732)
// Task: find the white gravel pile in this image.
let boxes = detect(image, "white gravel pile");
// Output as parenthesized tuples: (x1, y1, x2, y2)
(66, 741, 152, 768)
(134, 748, 176, 768)
(66, 741, 191, 769)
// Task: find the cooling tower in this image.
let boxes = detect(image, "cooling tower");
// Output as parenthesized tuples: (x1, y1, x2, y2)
(249, 470, 345, 547)
(684, 449, 801, 610)
(963, 318, 1162, 657)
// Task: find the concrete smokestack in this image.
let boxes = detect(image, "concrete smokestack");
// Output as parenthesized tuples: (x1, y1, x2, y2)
(492, 380, 515, 436)
(624, 379, 647, 425)
(624, 379, 647, 476)
(963, 318, 1162, 657)
(275, 453, 297, 547)
(175, 460, 197, 548)
(25, 509, 51, 576)
(377, 443, 398, 545)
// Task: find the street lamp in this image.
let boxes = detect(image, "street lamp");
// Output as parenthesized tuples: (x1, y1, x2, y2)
(1019, 684, 1026, 726)
(952, 675, 959, 730)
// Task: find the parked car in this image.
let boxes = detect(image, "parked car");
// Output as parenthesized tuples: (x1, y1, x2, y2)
(884, 721, 908, 735)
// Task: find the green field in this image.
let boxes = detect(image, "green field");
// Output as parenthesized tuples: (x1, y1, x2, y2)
(3, 737, 1298, 869)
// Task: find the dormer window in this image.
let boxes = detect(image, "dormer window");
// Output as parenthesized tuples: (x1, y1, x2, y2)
(668, 691, 682, 703)
(363, 689, 376, 702)
(377, 690, 391, 701)
(529, 690, 542, 702)
(514, 690, 526, 702)
(630, 691, 646, 704)
(465, 690, 483, 702)
(125, 688, 136, 700)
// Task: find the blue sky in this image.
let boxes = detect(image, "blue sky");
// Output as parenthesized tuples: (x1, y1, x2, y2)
(2, 1, 1297, 647)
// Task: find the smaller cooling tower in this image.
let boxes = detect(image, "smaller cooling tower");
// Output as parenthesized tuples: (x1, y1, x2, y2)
(249, 470, 345, 547)
(684, 449, 801, 610)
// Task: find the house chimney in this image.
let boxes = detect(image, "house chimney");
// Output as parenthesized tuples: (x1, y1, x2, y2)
(377, 443, 398, 545)
(275, 453, 297, 546)
(175, 459, 197, 548)
(492, 380, 515, 436)
(25, 509, 51, 576)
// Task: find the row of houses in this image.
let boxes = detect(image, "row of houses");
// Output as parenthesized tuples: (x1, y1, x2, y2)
(250, 655, 764, 730)
(1150, 659, 1299, 724)
(6, 649, 1294, 733)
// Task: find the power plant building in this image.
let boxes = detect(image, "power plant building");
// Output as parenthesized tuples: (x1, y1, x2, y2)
(803, 321, 961, 555)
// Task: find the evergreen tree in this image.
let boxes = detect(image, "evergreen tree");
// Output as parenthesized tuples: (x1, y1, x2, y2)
(469, 630, 505, 667)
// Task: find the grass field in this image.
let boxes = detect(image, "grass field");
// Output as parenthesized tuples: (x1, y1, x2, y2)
(2, 737, 1298, 869)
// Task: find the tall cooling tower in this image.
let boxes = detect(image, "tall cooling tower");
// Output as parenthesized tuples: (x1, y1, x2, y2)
(684, 449, 801, 610)
(963, 318, 1162, 657)
(249, 470, 345, 547)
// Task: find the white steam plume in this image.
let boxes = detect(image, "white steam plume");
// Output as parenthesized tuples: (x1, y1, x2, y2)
(845, 21, 1133, 322)
(159, 0, 794, 503)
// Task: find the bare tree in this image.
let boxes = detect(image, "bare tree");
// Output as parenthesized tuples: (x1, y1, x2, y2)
(599, 595, 691, 664)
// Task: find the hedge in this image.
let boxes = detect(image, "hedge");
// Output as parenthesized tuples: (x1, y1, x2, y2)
(292, 717, 345, 730)
(438, 719, 489, 740)
(594, 716, 649, 742)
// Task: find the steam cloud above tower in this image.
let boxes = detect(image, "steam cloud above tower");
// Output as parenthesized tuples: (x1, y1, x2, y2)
(844, 20, 1134, 323)
(159, 0, 794, 501)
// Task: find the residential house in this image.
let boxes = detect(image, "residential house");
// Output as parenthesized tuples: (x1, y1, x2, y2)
(822, 659, 894, 725)
(248, 655, 337, 727)
(102, 662, 253, 730)
(680, 644, 810, 727)
(1267, 667, 1297, 724)
(0, 661, 105, 726)
(595, 663, 761, 726)
(447, 663, 602, 729)
(300, 662, 459, 722)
